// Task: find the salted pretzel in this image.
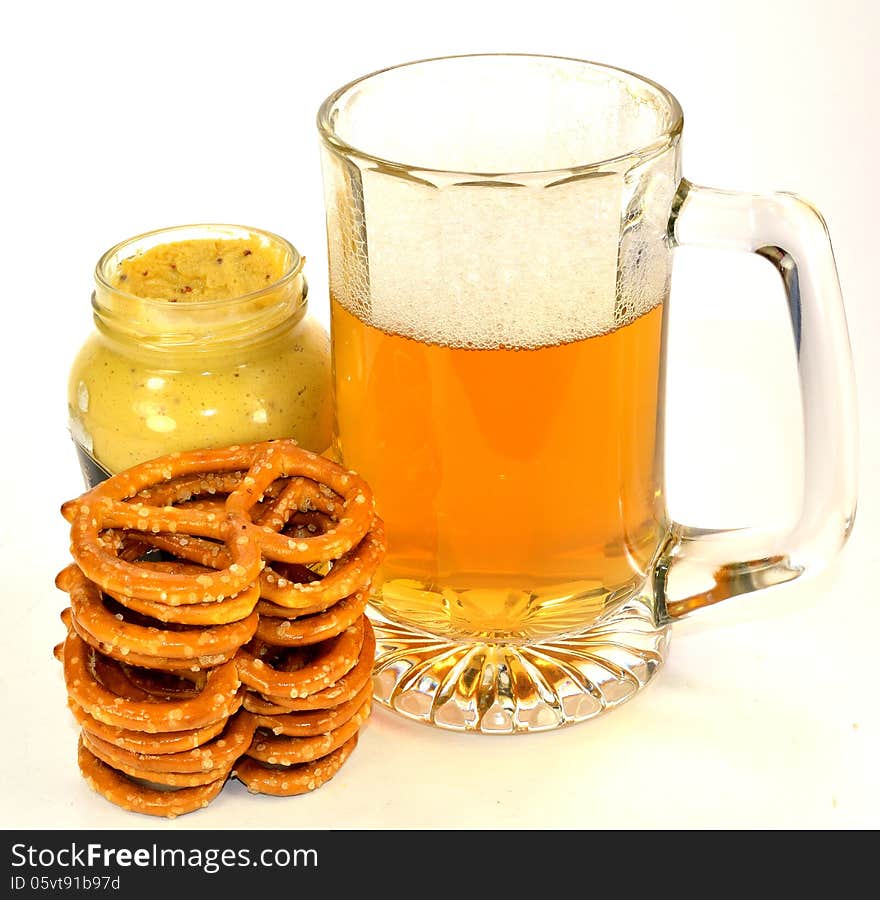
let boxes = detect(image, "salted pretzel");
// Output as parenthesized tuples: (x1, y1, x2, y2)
(61, 445, 272, 603)
(56, 439, 385, 816)
(69, 700, 229, 755)
(237, 617, 366, 700)
(136, 527, 384, 614)
(242, 619, 376, 714)
(78, 739, 228, 819)
(255, 588, 369, 647)
(246, 697, 370, 767)
(80, 711, 256, 775)
(233, 734, 359, 798)
(63, 630, 242, 733)
(60, 564, 258, 670)
(253, 680, 373, 737)
(225, 444, 375, 562)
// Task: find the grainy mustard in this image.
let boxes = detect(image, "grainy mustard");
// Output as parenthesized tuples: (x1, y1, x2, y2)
(68, 225, 332, 480)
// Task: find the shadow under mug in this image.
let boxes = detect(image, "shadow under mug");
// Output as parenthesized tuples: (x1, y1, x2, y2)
(317, 54, 858, 734)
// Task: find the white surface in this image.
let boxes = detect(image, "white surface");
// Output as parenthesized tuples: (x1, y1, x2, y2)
(1, 0, 877, 829)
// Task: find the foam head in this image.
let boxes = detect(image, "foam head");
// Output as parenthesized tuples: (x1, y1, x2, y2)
(319, 55, 682, 348)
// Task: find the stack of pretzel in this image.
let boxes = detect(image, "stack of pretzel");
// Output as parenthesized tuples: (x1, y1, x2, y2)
(55, 440, 384, 817)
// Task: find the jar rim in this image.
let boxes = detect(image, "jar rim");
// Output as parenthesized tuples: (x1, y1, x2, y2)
(94, 223, 305, 311)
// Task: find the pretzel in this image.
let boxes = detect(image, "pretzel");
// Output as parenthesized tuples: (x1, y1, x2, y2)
(80, 711, 256, 775)
(63, 630, 241, 732)
(233, 734, 358, 797)
(85, 549, 263, 625)
(81, 731, 233, 787)
(69, 510, 261, 605)
(237, 617, 365, 700)
(253, 680, 373, 737)
(255, 588, 369, 647)
(57, 439, 385, 815)
(62, 445, 272, 603)
(108, 580, 261, 626)
(78, 739, 227, 818)
(69, 614, 236, 673)
(226, 443, 375, 564)
(242, 619, 375, 713)
(62, 565, 258, 669)
(260, 523, 386, 610)
(247, 697, 370, 766)
(69, 700, 228, 755)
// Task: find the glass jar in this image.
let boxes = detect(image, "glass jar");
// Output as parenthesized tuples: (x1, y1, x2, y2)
(68, 224, 332, 486)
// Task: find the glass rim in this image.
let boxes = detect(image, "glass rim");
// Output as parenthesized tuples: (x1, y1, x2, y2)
(316, 52, 684, 178)
(94, 223, 305, 312)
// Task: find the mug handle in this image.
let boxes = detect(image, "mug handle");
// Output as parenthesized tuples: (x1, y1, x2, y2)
(658, 180, 858, 620)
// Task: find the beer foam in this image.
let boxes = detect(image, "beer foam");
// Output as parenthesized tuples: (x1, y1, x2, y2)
(322, 56, 680, 349)
(327, 163, 670, 350)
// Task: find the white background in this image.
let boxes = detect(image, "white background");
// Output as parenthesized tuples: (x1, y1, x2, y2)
(1, 0, 877, 829)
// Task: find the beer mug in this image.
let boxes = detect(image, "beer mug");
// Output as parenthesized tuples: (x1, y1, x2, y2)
(317, 54, 857, 733)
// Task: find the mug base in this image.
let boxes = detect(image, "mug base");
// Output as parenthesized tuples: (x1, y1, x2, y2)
(369, 595, 670, 734)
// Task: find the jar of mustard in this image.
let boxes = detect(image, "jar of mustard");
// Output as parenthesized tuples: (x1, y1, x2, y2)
(68, 224, 332, 485)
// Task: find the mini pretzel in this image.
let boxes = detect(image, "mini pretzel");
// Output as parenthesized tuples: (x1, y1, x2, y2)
(57, 439, 385, 815)
(69, 614, 236, 673)
(253, 680, 373, 737)
(62, 565, 258, 667)
(81, 731, 233, 787)
(64, 631, 241, 732)
(242, 619, 375, 713)
(80, 711, 256, 775)
(259, 522, 386, 611)
(233, 734, 358, 797)
(69, 700, 228, 755)
(226, 443, 375, 564)
(78, 739, 227, 818)
(236, 617, 365, 700)
(108, 580, 260, 626)
(247, 697, 369, 766)
(62, 444, 273, 603)
(70, 511, 261, 605)
(255, 588, 369, 647)
(95, 550, 263, 623)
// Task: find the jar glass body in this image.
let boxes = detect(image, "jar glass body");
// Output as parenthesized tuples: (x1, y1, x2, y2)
(68, 224, 332, 481)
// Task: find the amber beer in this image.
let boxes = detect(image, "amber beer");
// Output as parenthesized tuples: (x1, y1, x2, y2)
(331, 296, 667, 642)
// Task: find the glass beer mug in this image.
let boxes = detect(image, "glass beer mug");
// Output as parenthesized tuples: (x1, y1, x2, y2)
(317, 54, 858, 733)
